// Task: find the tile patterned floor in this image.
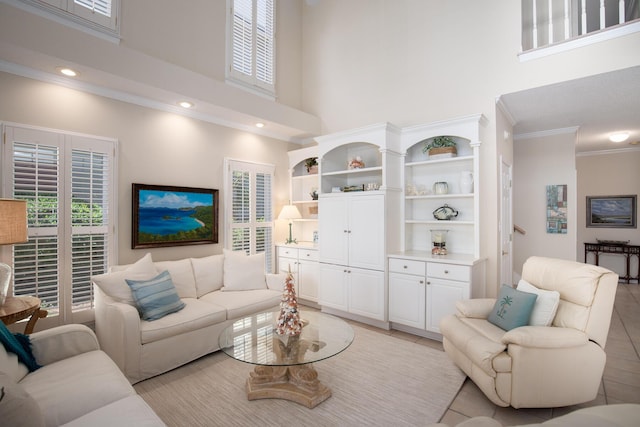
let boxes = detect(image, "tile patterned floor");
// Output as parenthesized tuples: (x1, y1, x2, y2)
(340, 283, 640, 426)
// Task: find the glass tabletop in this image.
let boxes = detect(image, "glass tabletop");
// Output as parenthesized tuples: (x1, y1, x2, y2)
(218, 310, 354, 366)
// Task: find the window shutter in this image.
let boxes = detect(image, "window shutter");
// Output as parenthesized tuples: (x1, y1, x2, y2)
(70, 148, 110, 310)
(226, 159, 275, 271)
(12, 141, 61, 312)
(229, 0, 275, 93)
(74, 0, 111, 17)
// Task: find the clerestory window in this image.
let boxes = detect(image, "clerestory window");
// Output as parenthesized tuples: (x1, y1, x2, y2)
(227, 0, 276, 98)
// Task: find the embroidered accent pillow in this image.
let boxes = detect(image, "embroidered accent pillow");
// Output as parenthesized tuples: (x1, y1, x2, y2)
(488, 284, 537, 331)
(516, 279, 560, 326)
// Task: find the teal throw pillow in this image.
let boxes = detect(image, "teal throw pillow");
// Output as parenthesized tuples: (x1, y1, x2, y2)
(126, 270, 185, 321)
(488, 284, 538, 331)
(0, 321, 40, 372)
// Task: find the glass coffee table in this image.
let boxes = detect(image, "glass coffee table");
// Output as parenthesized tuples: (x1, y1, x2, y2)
(219, 310, 354, 408)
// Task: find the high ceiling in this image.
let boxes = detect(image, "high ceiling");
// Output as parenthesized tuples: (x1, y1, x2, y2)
(499, 66, 640, 153)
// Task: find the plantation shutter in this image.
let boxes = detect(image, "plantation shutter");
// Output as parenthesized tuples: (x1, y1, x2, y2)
(69, 147, 110, 311)
(12, 140, 61, 313)
(225, 159, 275, 272)
(29, 0, 119, 33)
(230, 0, 275, 93)
(2, 124, 117, 325)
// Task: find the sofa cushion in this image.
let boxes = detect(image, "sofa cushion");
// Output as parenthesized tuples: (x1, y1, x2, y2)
(126, 270, 186, 321)
(199, 289, 281, 319)
(191, 254, 224, 297)
(19, 350, 135, 427)
(92, 253, 157, 306)
(516, 279, 560, 326)
(222, 249, 266, 291)
(140, 299, 227, 345)
(488, 285, 537, 331)
(154, 259, 197, 299)
(60, 395, 165, 427)
(0, 371, 45, 427)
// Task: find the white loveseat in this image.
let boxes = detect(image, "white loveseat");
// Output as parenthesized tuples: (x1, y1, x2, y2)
(0, 324, 165, 427)
(93, 250, 285, 384)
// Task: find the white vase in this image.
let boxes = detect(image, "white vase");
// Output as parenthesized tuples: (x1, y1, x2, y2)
(460, 171, 474, 193)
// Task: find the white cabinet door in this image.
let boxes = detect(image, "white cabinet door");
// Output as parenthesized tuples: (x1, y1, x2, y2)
(349, 268, 385, 321)
(426, 277, 468, 334)
(318, 263, 349, 311)
(389, 272, 426, 329)
(349, 195, 385, 270)
(318, 197, 349, 266)
(298, 258, 319, 302)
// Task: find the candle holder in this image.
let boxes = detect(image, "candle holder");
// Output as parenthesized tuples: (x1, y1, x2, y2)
(431, 229, 448, 255)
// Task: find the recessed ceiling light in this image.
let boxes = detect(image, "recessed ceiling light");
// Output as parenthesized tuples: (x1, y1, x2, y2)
(255, 122, 265, 128)
(178, 101, 193, 109)
(609, 132, 630, 143)
(57, 67, 78, 77)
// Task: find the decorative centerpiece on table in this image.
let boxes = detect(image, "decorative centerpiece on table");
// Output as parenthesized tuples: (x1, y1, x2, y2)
(275, 269, 303, 336)
(423, 136, 457, 159)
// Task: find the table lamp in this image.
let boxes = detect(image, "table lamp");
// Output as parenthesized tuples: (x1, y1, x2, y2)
(278, 204, 302, 244)
(0, 199, 28, 306)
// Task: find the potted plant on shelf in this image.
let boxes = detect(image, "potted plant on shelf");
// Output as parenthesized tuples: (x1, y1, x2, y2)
(422, 136, 457, 159)
(305, 157, 318, 174)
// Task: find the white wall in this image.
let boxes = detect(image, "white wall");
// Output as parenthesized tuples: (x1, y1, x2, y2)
(300, 0, 640, 293)
(577, 150, 640, 279)
(0, 72, 294, 265)
(513, 131, 577, 275)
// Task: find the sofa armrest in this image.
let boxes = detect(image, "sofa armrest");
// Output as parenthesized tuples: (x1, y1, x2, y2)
(29, 324, 99, 366)
(265, 273, 287, 291)
(94, 285, 143, 380)
(456, 298, 496, 319)
(502, 326, 588, 348)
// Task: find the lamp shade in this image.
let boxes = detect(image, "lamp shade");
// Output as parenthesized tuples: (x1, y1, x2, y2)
(0, 199, 28, 245)
(278, 205, 302, 221)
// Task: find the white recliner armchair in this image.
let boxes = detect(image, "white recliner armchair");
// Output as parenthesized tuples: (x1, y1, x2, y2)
(440, 256, 618, 408)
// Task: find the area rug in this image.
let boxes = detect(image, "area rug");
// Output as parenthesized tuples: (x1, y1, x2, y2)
(135, 323, 466, 426)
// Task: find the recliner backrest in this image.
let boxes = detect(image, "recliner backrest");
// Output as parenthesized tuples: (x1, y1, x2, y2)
(522, 256, 618, 348)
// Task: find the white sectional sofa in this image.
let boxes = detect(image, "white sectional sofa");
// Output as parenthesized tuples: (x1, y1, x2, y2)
(93, 250, 285, 384)
(0, 324, 165, 427)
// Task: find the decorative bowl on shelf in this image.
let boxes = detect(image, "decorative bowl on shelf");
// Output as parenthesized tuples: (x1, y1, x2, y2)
(433, 204, 458, 220)
(348, 156, 365, 169)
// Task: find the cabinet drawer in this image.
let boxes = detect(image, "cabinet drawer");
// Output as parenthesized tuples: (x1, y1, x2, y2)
(389, 258, 426, 276)
(299, 249, 318, 262)
(427, 263, 469, 282)
(278, 246, 299, 258)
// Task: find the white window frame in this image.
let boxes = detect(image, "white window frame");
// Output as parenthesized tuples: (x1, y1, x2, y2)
(1, 122, 118, 327)
(4, 0, 120, 42)
(224, 158, 275, 272)
(226, 0, 276, 99)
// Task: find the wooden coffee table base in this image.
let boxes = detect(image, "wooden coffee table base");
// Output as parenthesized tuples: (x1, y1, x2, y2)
(246, 364, 331, 408)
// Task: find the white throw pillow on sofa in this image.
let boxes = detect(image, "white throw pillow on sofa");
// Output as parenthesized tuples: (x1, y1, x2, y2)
(516, 279, 560, 326)
(154, 259, 197, 299)
(191, 254, 224, 297)
(222, 249, 266, 291)
(92, 253, 157, 306)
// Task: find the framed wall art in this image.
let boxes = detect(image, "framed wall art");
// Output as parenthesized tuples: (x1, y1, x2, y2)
(546, 184, 567, 234)
(586, 195, 637, 228)
(132, 183, 219, 248)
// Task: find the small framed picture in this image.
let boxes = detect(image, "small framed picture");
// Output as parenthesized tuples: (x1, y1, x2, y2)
(586, 195, 637, 228)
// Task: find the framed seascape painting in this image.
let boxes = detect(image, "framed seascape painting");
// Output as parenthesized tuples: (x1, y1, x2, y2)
(132, 183, 219, 248)
(586, 195, 637, 229)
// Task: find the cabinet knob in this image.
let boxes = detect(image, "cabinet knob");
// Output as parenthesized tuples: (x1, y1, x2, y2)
(427, 281, 431, 285)
(444, 270, 449, 274)
(343, 230, 348, 233)
(419, 280, 424, 284)
(306, 253, 310, 257)
(403, 265, 408, 269)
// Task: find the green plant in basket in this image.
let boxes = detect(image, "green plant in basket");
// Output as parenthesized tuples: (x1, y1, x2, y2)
(423, 136, 457, 158)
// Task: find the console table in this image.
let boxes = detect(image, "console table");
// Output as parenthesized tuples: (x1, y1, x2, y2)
(584, 242, 640, 284)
